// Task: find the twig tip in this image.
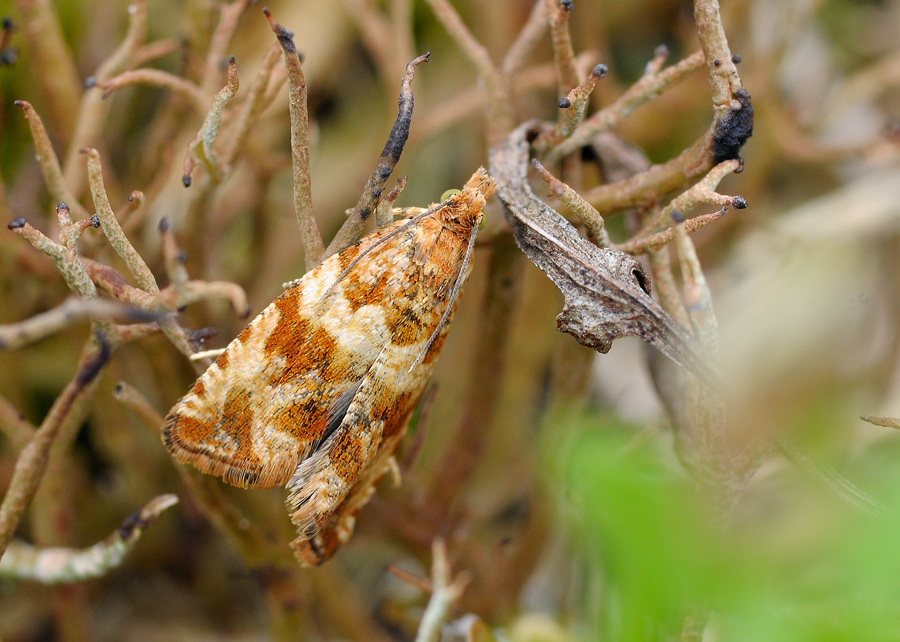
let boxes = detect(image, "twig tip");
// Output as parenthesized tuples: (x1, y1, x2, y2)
(8, 217, 26, 230)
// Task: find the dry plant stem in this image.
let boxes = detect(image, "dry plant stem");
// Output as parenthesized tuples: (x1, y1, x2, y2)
(640, 158, 743, 234)
(0, 495, 178, 583)
(83, 148, 159, 293)
(118, 191, 146, 233)
(325, 53, 429, 257)
(0, 297, 150, 350)
(415, 540, 471, 642)
(501, 0, 548, 76)
(129, 38, 181, 70)
(648, 248, 692, 329)
(202, 0, 250, 97)
(550, 50, 705, 161)
(674, 226, 718, 353)
(0, 394, 36, 451)
(532, 158, 610, 247)
(375, 177, 408, 229)
(223, 45, 282, 169)
(93, 69, 208, 113)
(183, 57, 239, 187)
(861, 415, 900, 429)
(694, 0, 742, 113)
(388, 565, 434, 592)
(424, 0, 513, 145)
(62, 0, 148, 190)
(617, 208, 726, 255)
(114, 382, 288, 567)
(9, 219, 97, 298)
(264, 9, 325, 272)
(15, 101, 90, 221)
(12, 0, 81, 143)
(584, 126, 716, 212)
(554, 63, 607, 141)
(545, 0, 578, 95)
(0, 336, 110, 557)
(414, 52, 597, 143)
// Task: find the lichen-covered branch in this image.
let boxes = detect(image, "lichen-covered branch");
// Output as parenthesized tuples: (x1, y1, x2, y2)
(264, 8, 325, 271)
(532, 158, 610, 246)
(15, 101, 90, 221)
(0, 494, 178, 584)
(183, 57, 240, 187)
(83, 148, 159, 293)
(0, 297, 150, 350)
(91, 69, 208, 113)
(0, 334, 111, 557)
(549, 49, 705, 161)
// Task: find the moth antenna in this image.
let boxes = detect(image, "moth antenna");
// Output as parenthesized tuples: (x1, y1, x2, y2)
(318, 199, 448, 304)
(407, 212, 482, 373)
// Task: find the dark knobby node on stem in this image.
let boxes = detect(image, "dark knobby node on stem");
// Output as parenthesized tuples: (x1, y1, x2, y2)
(712, 88, 754, 163)
(8, 217, 26, 230)
(0, 16, 17, 66)
(118, 507, 149, 538)
(263, 8, 296, 54)
(76, 331, 112, 386)
(353, 52, 430, 221)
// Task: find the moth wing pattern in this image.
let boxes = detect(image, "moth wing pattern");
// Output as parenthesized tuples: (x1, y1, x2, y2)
(162, 228, 404, 489)
(286, 315, 451, 558)
(161, 168, 496, 565)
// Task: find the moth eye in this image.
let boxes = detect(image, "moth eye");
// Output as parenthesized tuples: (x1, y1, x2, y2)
(441, 188, 462, 201)
(632, 268, 650, 295)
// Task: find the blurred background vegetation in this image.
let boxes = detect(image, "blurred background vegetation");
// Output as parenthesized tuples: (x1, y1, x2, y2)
(1, 0, 900, 640)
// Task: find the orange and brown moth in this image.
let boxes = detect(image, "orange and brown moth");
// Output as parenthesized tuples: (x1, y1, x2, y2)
(163, 170, 495, 565)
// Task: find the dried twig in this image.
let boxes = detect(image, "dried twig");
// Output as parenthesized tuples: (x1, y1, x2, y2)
(549, 49, 705, 161)
(500, 0, 548, 76)
(91, 69, 208, 113)
(545, 0, 578, 96)
(554, 63, 608, 142)
(424, 0, 513, 145)
(83, 148, 159, 293)
(264, 8, 325, 271)
(0, 495, 178, 583)
(14, 101, 90, 221)
(222, 44, 282, 169)
(415, 540, 472, 642)
(861, 415, 900, 430)
(0, 297, 151, 350)
(614, 208, 727, 255)
(183, 57, 240, 187)
(325, 53, 430, 257)
(532, 158, 610, 246)
(375, 176, 408, 229)
(0, 334, 111, 557)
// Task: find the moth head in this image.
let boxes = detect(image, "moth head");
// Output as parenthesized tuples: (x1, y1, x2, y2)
(435, 168, 496, 235)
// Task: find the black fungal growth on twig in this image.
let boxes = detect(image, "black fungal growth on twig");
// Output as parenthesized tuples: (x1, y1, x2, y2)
(712, 88, 753, 163)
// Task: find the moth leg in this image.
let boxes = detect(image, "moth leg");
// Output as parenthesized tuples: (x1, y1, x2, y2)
(291, 432, 404, 566)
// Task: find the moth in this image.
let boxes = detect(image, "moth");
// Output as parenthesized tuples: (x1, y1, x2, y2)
(163, 169, 495, 565)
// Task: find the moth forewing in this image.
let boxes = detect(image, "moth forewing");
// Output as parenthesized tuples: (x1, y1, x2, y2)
(162, 169, 496, 565)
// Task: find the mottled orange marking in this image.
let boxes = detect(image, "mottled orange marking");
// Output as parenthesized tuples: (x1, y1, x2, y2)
(162, 169, 496, 565)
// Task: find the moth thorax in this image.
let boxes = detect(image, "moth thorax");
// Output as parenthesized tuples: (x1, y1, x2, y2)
(436, 194, 486, 236)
